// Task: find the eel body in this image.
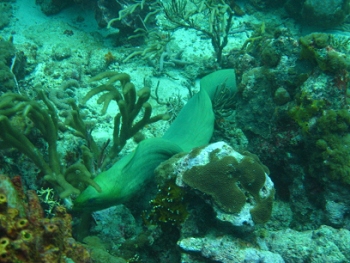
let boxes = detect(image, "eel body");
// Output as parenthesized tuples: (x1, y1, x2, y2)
(73, 69, 236, 211)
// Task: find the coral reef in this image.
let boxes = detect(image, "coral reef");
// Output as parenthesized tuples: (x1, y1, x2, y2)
(299, 32, 350, 73)
(285, 0, 350, 28)
(177, 224, 350, 262)
(0, 70, 169, 199)
(0, 174, 91, 263)
(263, 225, 350, 262)
(0, 2, 12, 29)
(82, 236, 126, 263)
(161, 0, 238, 65)
(178, 234, 284, 262)
(35, 0, 71, 15)
(106, 0, 159, 35)
(0, 37, 16, 92)
(73, 69, 236, 212)
(155, 142, 275, 227)
(146, 179, 189, 228)
(2, 1, 350, 261)
(0, 91, 101, 198)
(81, 71, 169, 168)
(311, 0, 350, 26)
(309, 109, 350, 185)
(48, 79, 80, 110)
(288, 71, 350, 186)
(89, 204, 180, 262)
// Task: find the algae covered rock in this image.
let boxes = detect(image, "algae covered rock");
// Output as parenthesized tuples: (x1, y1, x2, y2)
(0, 37, 17, 91)
(264, 225, 350, 262)
(178, 234, 285, 263)
(156, 142, 275, 227)
(0, 2, 12, 29)
(285, 0, 350, 28)
(299, 33, 350, 73)
(302, 0, 350, 28)
(35, 0, 71, 15)
(274, 87, 291, 105)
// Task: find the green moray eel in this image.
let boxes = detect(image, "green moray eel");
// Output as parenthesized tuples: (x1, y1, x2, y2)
(73, 69, 236, 211)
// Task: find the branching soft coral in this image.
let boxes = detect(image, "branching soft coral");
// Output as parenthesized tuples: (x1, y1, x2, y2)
(0, 91, 101, 198)
(81, 71, 169, 168)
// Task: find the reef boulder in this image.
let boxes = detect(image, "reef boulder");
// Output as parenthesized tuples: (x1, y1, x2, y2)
(156, 142, 275, 227)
